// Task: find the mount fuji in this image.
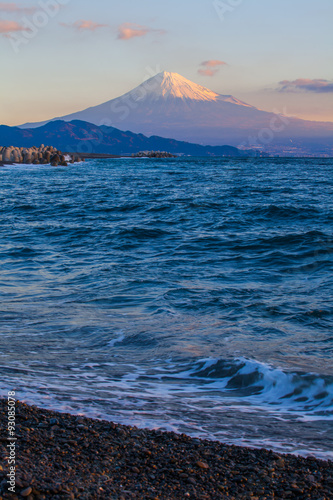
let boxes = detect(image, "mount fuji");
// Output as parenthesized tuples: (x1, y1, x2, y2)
(20, 72, 333, 155)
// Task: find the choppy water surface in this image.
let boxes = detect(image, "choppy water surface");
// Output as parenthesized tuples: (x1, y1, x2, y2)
(0, 157, 332, 458)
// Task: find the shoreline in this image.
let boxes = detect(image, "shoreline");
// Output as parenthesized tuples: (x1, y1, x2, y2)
(0, 400, 332, 499)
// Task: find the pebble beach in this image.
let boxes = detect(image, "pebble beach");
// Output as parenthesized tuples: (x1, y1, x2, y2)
(0, 400, 332, 500)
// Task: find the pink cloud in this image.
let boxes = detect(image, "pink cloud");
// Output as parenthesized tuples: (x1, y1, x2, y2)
(198, 60, 227, 77)
(0, 19, 25, 34)
(117, 22, 164, 40)
(60, 20, 108, 31)
(201, 60, 227, 68)
(277, 78, 333, 93)
(198, 68, 219, 77)
(0, 2, 37, 14)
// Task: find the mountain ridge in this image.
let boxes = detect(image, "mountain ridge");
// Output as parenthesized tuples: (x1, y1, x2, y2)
(0, 120, 246, 157)
(17, 72, 333, 155)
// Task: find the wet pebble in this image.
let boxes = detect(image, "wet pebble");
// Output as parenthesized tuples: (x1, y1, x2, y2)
(196, 461, 209, 470)
(20, 487, 32, 497)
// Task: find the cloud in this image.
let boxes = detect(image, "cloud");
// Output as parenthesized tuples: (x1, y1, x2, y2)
(0, 2, 37, 14)
(0, 19, 25, 34)
(198, 69, 218, 77)
(201, 60, 227, 68)
(198, 60, 227, 77)
(60, 20, 108, 31)
(117, 22, 164, 40)
(277, 79, 333, 93)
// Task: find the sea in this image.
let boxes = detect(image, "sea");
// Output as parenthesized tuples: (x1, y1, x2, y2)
(0, 157, 332, 459)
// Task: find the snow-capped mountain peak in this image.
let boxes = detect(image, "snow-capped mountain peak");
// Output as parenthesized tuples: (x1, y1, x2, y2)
(146, 71, 221, 101)
(131, 72, 254, 107)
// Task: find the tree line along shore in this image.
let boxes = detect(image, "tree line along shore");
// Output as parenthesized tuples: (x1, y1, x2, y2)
(0, 146, 83, 166)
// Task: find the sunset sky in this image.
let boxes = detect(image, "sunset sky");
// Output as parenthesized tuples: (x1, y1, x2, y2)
(0, 0, 332, 126)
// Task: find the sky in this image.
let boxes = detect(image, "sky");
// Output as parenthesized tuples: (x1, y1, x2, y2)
(0, 0, 332, 126)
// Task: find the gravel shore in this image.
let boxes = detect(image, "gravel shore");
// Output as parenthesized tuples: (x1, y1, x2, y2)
(0, 400, 332, 499)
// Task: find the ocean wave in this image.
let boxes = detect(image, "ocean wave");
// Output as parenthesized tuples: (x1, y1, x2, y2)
(229, 230, 330, 252)
(157, 357, 333, 418)
(116, 226, 174, 239)
(248, 204, 320, 219)
(1, 353, 332, 458)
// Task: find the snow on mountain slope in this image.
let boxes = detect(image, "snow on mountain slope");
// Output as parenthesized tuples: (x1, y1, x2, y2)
(140, 72, 222, 101)
(19, 71, 257, 131)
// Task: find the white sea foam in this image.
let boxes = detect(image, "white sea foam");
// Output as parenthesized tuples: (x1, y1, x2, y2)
(162, 357, 333, 418)
(107, 331, 126, 347)
(1, 355, 332, 459)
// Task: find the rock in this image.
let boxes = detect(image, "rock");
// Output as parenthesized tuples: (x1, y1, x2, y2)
(11, 150, 20, 162)
(0, 146, 67, 166)
(2, 147, 11, 162)
(142, 448, 152, 456)
(196, 461, 209, 469)
(275, 459, 285, 469)
(133, 150, 176, 158)
(21, 487, 32, 497)
(23, 151, 32, 163)
(291, 483, 303, 492)
(50, 154, 60, 164)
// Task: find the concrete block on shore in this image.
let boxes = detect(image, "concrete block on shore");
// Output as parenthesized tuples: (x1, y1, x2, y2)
(0, 146, 83, 166)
